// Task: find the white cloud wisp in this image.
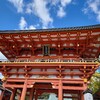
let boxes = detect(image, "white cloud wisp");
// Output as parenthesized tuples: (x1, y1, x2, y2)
(19, 17, 36, 30)
(57, 0, 72, 18)
(83, 0, 100, 22)
(19, 17, 27, 30)
(8, 0, 73, 29)
(26, 0, 53, 29)
(57, 7, 66, 18)
(8, 0, 24, 13)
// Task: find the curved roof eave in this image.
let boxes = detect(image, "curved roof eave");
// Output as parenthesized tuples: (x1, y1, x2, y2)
(0, 24, 100, 34)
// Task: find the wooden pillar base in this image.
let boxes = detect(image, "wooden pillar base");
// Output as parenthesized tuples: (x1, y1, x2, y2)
(34, 90, 38, 100)
(10, 88, 17, 100)
(29, 87, 34, 100)
(58, 79, 63, 100)
(81, 92, 84, 100)
(35, 94, 38, 100)
(0, 90, 4, 100)
(20, 80, 27, 100)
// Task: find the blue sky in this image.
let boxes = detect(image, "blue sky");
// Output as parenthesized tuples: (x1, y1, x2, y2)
(0, 0, 100, 30)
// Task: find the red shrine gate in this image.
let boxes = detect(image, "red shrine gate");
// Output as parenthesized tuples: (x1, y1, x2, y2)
(0, 25, 100, 100)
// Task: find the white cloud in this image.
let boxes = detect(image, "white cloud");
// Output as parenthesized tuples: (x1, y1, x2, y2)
(83, 0, 100, 22)
(50, 0, 72, 18)
(19, 17, 27, 30)
(50, 0, 72, 6)
(8, 0, 24, 13)
(56, 0, 72, 18)
(8, 0, 73, 28)
(19, 17, 36, 30)
(26, 0, 53, 28)
(61, 0, 72, 7)
(26, 3, 33, 14)
(50, 0, 59, 5)
(33, 0, 53, 28)
(29, 25, 36, 30)
(57, 7, 66, 18)
(26, 0, 73, 27)
(82, 8, 88, 14)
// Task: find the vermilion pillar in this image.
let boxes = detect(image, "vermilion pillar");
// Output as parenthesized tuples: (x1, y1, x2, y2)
(82, 79, 88, 100)
(0, 90, 4, 100)
(29, 87, 34, 100)
(10, 88, 16, 100)
(20, 80, 27, 100)
(58, 79, 63, 100)
(18, 94, 21, 100)
(80, 91, 84, 100)
(81, 94, 84, 100)
(35, 90, 38, 100)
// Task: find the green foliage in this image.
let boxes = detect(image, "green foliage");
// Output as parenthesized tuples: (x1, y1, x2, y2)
(38, 93, 50, 99)
(88, 72, 100, 94)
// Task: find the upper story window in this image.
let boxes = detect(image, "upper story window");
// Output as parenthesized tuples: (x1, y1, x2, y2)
(43, 45, 50, 56)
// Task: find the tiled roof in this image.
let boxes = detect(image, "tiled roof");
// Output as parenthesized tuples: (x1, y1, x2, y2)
(0, 24, 100, 33)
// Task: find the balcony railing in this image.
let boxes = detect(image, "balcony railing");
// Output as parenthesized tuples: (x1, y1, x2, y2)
(0, 57, 99, 63)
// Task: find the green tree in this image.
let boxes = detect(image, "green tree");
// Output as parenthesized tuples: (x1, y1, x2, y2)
(88, 72, 100, 94)
(38, 93, 50, 99)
